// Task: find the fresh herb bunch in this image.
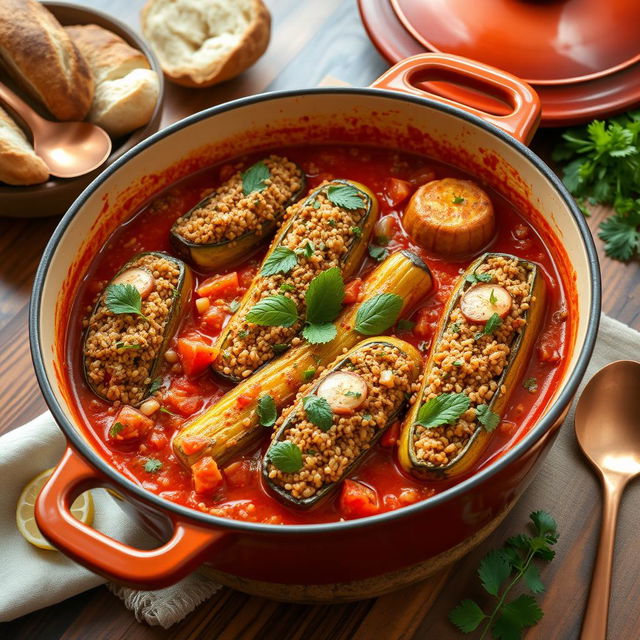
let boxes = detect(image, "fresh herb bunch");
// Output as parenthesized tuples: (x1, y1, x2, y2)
(449, 510, 558, 640)
(553, 111, 640, 261)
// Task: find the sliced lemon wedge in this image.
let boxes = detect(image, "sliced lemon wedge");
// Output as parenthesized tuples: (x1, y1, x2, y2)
(16, 467, 94, 551)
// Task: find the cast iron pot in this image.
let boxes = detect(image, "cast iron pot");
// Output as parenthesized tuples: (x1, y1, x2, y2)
(30, 54, 600, 602)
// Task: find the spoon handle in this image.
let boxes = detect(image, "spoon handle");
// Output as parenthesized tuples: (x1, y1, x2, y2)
(580, 472, 626, 640)
(0, 81, 44, 132)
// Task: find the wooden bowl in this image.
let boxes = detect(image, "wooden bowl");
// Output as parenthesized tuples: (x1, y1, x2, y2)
(0, 1, 164, 218)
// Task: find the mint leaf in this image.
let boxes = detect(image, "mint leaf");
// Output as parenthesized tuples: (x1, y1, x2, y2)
(268, 441, 303, 473)
(246, 295, 298, 327)
(476, 312, 503, 339)
(144, 458, 162, 473)
(449, 599, 486, 633)
(242, 161, 270, 195)
(303, 395, 333, 431)
(105, 283, 147, 321)
(466, 271, 493, 284)
(355, 293, 403, 335)
(295, 240, 315, 258)
(257, 394, 277, 427)
(305, 267, 345, 324)
(368, 245, 389, 262)
(109, 421, 124, 438)
(478, 549, 512, 596)
(476, 404, 501, 431)
(326, 184, 365, 210)
(415, 392, 470, 429)
(260, 246, 298, 276)
(303, 322, 337, 344)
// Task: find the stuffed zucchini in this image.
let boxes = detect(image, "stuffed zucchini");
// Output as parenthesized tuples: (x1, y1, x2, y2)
(170, 155, 306, 270)
(263, 337, 422, 509)
(173, 250, 433, 469)
(211, 179, 378, 383)
(82, 252, 192, 405)
(398, 253, 545, 479)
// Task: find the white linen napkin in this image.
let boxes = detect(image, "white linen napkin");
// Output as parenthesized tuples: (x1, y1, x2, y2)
(0, 313, 637, 627)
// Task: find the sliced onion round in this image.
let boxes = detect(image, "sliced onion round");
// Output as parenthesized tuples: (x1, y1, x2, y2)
(316, 371, 368, 415)
(460, 284, 512, 324)
(113, 268, 156, 299)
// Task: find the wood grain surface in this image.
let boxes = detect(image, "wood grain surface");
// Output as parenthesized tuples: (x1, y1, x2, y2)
(1, 1, 639, 638)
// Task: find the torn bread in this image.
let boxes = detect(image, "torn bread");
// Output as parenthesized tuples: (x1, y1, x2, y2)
(0, 106, 49, 185)
(65, 24, 159, 138)
(141, 0, 270, 88)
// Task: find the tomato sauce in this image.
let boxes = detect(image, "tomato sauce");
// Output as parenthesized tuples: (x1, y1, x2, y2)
(66, 145, 570, 524)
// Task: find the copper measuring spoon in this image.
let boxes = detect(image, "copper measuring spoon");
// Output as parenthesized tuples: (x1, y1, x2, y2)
(575, 360, 640, 640)
(0, 81, 111, 178)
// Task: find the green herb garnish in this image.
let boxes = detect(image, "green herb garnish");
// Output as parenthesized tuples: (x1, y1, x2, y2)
(313, 199, 321, 209)
(450, 322, 461, 334)
(523, 377, 538, 393)
(453, 360, 463, 366)
(414, 393, 470, 429)
(241, 161, 270, 196)
(303, 267, 345, 345)
(476, 313, 503, 339)
(326, 184, 365, 210)
(351, 226, 362, 237)
(295, 240, 315, 258)
(246, 295, 298, 327)
(268, 441, 303, 473)
(368, 245, 389, 262)
(159, 406, 176, 416)
(260, 246, 298, 276)
(115, 342, 141, 350)
(397, 318, 415, 332)
(105, 284, 149, 322)
(489, 289, 498, 305)
(144, 458, 163, 473)
(328, 219, 336, 227)
(280, 283, 296, 293)
(466, 272, 493, 284)
(303, 368, 316, 382)
(148, 377, 163, 395)
(344, 390, 361, 398)
(303, 395, 333, 431)
(355, 293, 403, 335)
(302, 323, 337, 344)
(238, 329, 249, 338)
(453, 196, 465, 204)
(109, 422, 124, 438)
(272, 343, 289, 353)
(449, 511, 558, 639)
(228, 299, 240, 313)
(257, 394, 278, 427)
(476, 404, 501, 432)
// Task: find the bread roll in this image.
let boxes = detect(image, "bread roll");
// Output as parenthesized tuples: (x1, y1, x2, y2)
(141, 0, 270, 88)
(0, 106, 49, 185)
(65, 24, 159, 137)
(0, 0, 93, 121)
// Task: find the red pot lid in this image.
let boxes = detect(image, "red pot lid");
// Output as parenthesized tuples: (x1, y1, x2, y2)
(391, 0, 640, 85)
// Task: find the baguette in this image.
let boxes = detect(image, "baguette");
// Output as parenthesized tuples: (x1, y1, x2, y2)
(0, 0, 94, 121)
(65, 24, 159, 137)
(0, 106, 49, 185)
(141, 0, 270, 88)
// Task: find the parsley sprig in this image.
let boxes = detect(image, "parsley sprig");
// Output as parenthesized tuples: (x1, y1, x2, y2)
(553, 111, 640, 261)
(242, 161, 270, 196)
(449, 511, 558, 640)
(105, 283, 150, 323)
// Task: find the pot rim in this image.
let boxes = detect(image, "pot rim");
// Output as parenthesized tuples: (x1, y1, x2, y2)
(29, 86, 601, 535)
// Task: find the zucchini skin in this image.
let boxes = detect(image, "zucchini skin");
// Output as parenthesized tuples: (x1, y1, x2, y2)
(82, 251, 192, 404)
(263, 336, 423, 509)
(398, 252, 546, 479)
(169, 161, 306, 271)
(210, 179, 379, 384)
(172, 250, 433, 469)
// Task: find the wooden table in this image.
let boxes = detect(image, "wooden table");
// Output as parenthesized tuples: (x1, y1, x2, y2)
(2, 1, 639, 638)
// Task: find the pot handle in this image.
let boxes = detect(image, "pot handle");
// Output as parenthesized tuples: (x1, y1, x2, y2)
(371, 53, 541, 144)
(35, 447, 225, 589)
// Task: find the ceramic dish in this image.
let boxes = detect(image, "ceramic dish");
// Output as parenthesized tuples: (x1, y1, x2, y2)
(0, 1, 164, 218)
(30, 54, 599, 601)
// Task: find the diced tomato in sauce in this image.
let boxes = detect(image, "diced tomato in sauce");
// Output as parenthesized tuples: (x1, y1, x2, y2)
(339, 480, 380, 519)
(192, 456, 223, 495)
(177, 336, 218, 377)
(343, 278, 363, 305)
(197, 272, 239, 299)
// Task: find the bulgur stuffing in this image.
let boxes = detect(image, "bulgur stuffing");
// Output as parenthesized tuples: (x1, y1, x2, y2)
(171, 155, 304, 245)
(213, 183, 368, 380)
(412, 256, 534, 467)
(267, 341, 419, 501)
(83, 254, 181, 405)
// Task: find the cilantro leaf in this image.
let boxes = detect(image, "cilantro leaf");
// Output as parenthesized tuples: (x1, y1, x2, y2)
(303, 322, 337, 344)
(268, 441, 303, 473)
(144, 458, 162, 473)
(260, 246, 298, 276)
(415, 393, 470, 429)
(246, 295, 298, 327)
(295, 240, 315, 259)
(449, 599, 486, 633)
(303, 395, 333, 431)
(257, 394, 277, 427)
(105, 283, 148, 321)
(305, 267, 345, 324)
(368, 245, 389, 262)
(326, 184, 365, 210)
(530, 510, 558, 539)
(466, 271, 493, 284)
(148, 377, 163, 395)
(242, 161, 270, 195)
(598, 209, 640, 261)
(478, 549, 512, 596)
(523, 564, 545, 594)
(109, 422, 124, 438)
(476, 312, 503, 339)
(355, 293, 403, 335)
(494, 594, 543, 638)
(476, 404, 501, 431)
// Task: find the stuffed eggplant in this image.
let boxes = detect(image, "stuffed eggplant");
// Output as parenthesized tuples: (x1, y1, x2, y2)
(170, 155, 306, 270)
(173, 250, 433, 469)
(82, 252, 192, 405)
(398, 252, 545, 478)
(211, 179, 378, 383)
(263, 336, 422, 509)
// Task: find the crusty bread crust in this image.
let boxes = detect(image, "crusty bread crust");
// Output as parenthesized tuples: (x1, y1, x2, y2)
(141, 0, 271, 88)
(0, 0, 94, 121)
(0, 106, 49, 185)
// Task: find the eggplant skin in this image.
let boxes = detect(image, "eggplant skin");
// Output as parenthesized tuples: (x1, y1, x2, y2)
(398, 252, 546, 479)
(169, 157, 306, 270)
(82, 252, 192, 405)
(172, 250, 433, 470)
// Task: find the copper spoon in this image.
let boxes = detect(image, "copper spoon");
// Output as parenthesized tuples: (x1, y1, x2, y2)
(575, 360, 640, 640)
(0, 81, 111, 178)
